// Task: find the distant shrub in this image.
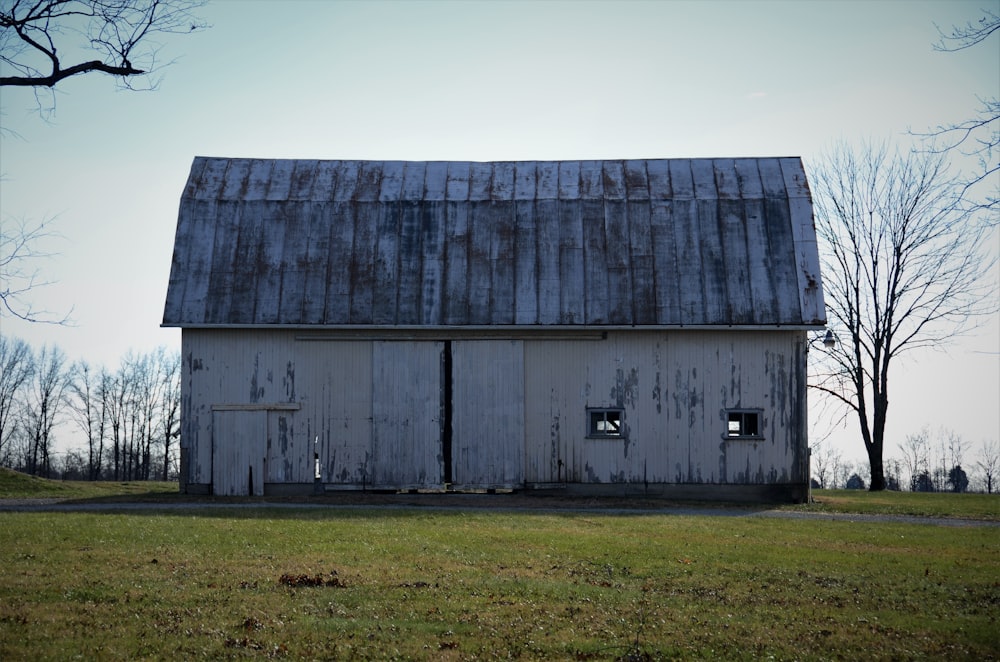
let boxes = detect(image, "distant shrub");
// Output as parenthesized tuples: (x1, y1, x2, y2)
(947, 465, 969, 493)
(912, 471, 935, 492)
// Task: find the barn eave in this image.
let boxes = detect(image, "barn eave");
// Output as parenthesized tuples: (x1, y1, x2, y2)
(161, 322, 826, 332)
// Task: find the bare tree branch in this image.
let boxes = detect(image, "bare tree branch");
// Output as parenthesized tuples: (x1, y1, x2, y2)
(1, 0, 207, 92)
(0, 216, 73, 324)
(933, 10, 1000, 51)
(1, 2, 206, 316)
(913, 11, 1000, 213)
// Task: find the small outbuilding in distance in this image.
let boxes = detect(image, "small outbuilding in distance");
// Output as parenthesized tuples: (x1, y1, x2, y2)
(162, 157, 826, 501)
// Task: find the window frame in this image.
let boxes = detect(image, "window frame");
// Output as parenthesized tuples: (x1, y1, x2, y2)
(587, 407, 625, 439)
(724, 409, 764, 440)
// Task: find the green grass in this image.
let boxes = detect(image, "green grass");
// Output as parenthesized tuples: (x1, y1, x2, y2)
(0, 467, 177, 500)
(796, 488, 1000, 521)
(1, 503, 997, 660)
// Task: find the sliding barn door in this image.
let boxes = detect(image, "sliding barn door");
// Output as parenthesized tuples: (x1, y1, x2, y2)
(451, 340, 524, 488)
(371, 341, 444, 488)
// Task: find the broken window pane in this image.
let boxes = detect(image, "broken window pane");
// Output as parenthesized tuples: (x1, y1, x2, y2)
(589, 409, 624, 438)
(727, 411, 761, 438)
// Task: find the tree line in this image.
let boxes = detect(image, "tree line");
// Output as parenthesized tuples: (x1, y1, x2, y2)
(0, 336, 180, 481)
(811, 431, 999, 494)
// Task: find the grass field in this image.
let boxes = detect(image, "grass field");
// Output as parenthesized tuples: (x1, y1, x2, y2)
(0, 469, 998, 660)
(0, 468, 177, 500)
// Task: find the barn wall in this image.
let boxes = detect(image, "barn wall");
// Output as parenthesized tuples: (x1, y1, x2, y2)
(181, 329, 304, 493)
(181, 329, 375, 493)
(180, 328, 808, 497)
(522, 330, 809, 488)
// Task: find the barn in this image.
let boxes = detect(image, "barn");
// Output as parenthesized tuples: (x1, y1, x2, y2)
(162, 157, 826, 502)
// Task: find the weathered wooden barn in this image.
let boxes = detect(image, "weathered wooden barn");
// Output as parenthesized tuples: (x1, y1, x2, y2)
(162, 157, 826, 501)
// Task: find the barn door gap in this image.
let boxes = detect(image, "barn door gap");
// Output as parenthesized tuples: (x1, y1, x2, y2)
(442, 340, 453, 486)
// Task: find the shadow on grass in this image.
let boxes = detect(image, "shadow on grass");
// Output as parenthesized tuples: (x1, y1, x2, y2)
(12, 489, 777, 521)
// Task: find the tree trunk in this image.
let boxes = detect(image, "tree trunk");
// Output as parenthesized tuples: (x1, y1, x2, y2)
(868, 448, 887, 491)
(867, 400, 888, 491)
(162, 437, 171, 482)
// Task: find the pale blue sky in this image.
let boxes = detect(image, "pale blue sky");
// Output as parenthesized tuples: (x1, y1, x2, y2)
(1, 0, 997, 464)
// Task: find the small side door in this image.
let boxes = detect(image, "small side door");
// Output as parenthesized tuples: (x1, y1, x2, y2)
(212, 410, 266, 496)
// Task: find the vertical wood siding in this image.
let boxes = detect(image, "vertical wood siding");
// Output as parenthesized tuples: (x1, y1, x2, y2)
(522, 331, 808, 486)
(297, 341, 372, 486)
(451, 340, 525, 488)
(372, 341, 443, 488)
(182, 329, 807, 493)
(184, 329, 371, 489)
(212, 410, 265, 496)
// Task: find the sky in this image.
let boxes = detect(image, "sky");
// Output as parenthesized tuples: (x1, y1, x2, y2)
(1, 0, 997, 468)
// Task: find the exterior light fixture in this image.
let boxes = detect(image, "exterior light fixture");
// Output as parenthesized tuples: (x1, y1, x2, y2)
(822, 330, 836, 348)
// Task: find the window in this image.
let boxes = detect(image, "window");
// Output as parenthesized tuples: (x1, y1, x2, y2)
(726, 410, 762, 438)
(588, 408, 624, 438)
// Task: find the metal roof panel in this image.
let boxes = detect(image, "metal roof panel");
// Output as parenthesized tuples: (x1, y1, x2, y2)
(164, 157, 826, 328)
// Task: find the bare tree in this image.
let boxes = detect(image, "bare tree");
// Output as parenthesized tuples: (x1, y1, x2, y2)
(976, 440, 999, 494)
(940, 428, 969, 469)
(104, 350, 151, 480)
(97, 365, 121, 479)
(120, 353, 142, 480)
(809, 141, 997, 491)
(935, 428, 970, 492)
(158, 349, 180, 481)
(131, 348, 169, 480)
(4, 410, 32, 471)
(899, 427, 931, 492)
(916, 10, 1000, 212)
(58, 447, 87, 479)
(0, 335, 34, 463)
(883, 457, 902, 491)
(810, 442, 831, 489)
(102, 358, 130, 480)
(0, 217, 71, 324)
(93, 366, 112, 477)
(23, 343, 68, 476)
(810, 441, 847, 490)
(67, 360, 106, 479)
(1, 0, 207, 93)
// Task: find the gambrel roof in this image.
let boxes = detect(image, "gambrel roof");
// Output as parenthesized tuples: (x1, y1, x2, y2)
(162, 157, 825, 328)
